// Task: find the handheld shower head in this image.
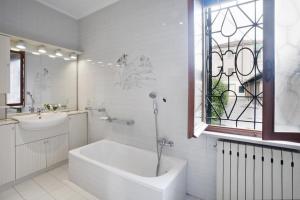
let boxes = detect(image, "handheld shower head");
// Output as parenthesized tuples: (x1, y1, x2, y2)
(149, 92, 158, 113)
(149, 92, 157, 99)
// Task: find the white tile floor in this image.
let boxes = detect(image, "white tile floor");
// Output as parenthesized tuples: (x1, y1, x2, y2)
(0, 164, 199, 200)
(0, 165, 99, 200)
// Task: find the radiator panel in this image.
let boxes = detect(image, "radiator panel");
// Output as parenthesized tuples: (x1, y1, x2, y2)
(245, 145, 254, 200)
(272, 149, 282, 200)
(237, 144, 246, 200)
(217, 141, 300, 200)
(262, 148, 272, 200)
(223, 142, 231, 200)
(230, 143, 238, 200)
(216, 141, 224, 200)
(254, 146, 263, 200)
(294, 152, 300, 199)
(282, 151, 292, 200)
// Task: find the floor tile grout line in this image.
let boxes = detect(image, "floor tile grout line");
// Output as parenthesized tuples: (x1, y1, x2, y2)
(46, 166, 91, 200)
(2, 164, 91, 200)
(31, 178, 58, 200)
(12, 186, 27, 200)
(48, 168, 91, 200)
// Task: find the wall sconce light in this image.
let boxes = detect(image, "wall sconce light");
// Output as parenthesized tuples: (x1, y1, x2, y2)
(11, 47, 20, 52)
(48, 54, 56, 58)
(55, 49, 63, 57)
(69, 53, 77, 60)
(16, 40, 27, 50)
(38, 45, 47, 54)
(32, 51, 40, 55)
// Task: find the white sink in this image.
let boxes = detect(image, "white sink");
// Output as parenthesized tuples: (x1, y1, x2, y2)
(12, 112, 68, 131)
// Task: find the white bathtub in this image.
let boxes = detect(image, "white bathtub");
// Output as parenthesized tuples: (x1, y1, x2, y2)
(69, 139, 187, 200)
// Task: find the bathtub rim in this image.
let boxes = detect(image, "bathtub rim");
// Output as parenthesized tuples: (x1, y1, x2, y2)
(69, 139, 187, 191)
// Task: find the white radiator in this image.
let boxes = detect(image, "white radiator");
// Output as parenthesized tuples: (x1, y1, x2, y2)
(217, 140, 300, 200)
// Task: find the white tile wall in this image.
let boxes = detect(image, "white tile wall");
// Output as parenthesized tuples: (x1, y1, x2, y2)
(78, 0, 217, 199)
(0, 94, 5, 119)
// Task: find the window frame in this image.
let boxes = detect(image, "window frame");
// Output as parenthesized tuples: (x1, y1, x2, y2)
(262, 0, 300, 143)
(6, 50, 25, 107)
(187, 0, 262, 138)
(188, 0, 300, 142)
(188, 0, 195, 138)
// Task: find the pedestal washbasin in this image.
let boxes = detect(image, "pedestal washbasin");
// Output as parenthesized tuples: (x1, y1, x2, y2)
(12, 112, 68, 131)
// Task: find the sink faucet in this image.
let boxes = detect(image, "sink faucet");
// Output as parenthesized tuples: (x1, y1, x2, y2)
(29, 106, 35, 113)
(27, 92, 35, 113)
(36, 107, 43, 118)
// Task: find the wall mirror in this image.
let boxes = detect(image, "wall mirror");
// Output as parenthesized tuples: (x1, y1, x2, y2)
(6, 39, 78, 114)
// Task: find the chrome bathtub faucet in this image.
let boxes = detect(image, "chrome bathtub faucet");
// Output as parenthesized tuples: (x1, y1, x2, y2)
(158, 138, 174, 148)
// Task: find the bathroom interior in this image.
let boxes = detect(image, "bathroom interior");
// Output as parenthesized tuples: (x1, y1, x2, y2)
(0, 0, 300, 200)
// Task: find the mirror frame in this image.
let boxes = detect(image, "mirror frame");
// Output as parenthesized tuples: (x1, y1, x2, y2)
(7, 50, 25, 107)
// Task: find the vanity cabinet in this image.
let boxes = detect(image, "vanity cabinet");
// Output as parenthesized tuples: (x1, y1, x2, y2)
(0, 125, 15, 186)
(16, 140, 47, 179)
(16, 134, 68, 179)
(0, 34, 10, 94)
(1, 112, 88, 182)
(46, 134, 68, 167)
(69, 113, 88, 150)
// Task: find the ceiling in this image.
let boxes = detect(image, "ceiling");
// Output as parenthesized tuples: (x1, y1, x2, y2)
(35, 0, 120, 20)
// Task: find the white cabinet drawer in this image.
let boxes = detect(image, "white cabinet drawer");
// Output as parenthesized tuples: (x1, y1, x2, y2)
(16, 140, 47, 179)
(46, 134, 68, 167)
(16, 134, 69, 179)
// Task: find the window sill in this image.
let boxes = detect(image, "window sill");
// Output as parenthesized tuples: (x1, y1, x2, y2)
(202, 130, 300, 150)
